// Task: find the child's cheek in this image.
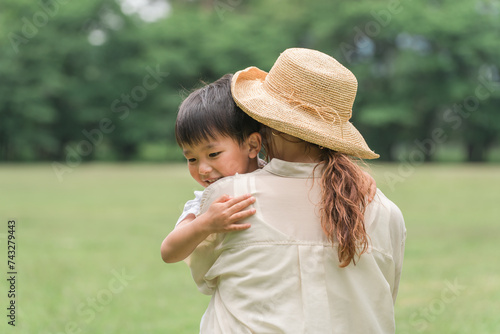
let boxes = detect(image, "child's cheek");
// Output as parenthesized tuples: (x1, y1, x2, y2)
(225, 159, 241, 175)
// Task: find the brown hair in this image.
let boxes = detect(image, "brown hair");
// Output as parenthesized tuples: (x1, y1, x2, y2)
(318, 150, 370, 267)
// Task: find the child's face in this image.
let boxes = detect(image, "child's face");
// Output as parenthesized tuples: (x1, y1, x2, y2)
(182, 134, 260, 188)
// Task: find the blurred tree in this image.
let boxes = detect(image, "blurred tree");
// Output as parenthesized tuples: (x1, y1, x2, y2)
(1, 0, 499, 162)
(295, 0, 500, 161)
(0, 0, 172, 162)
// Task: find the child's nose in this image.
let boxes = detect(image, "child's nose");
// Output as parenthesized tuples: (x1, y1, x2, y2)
(199, 163, 212, 175)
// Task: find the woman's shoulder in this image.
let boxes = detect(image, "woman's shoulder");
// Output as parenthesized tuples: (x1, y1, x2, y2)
(199, 172, 261, 213)
(203, 172, 248, 194)
(367, 189, 406, 240)
(373, 190, 403, 217)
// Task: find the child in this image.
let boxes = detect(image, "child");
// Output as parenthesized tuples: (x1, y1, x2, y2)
(161, 74, 263, 263)
(161, 73, 377, 264)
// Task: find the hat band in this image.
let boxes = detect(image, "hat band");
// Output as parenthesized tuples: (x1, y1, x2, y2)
(263, 79, 348, 139)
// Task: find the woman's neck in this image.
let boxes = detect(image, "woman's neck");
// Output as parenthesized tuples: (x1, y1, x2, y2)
(272, 134, 322, 163)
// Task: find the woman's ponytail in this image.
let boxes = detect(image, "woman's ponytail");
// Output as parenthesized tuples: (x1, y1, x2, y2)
(318, 150, 370, 267)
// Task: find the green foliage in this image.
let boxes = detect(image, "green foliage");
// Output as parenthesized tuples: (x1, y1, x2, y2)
(1, 0, 499, 162)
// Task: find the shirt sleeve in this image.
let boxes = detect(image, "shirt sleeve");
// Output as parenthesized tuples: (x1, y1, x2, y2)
(389, 200, 406, 304)
(175, 190, 204, 227)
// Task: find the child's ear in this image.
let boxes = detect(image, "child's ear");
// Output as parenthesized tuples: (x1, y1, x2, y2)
(247, 132, 262, 159)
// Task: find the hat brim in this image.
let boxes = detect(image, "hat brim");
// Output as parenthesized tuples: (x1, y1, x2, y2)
(231, 67, 380, 159)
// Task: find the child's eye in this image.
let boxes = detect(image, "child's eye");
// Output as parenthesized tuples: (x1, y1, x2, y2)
(187, 158, 196, 163)
(209, 152, 221, 158)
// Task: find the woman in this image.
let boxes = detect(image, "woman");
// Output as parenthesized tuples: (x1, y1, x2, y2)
(187, 48, 406, 333)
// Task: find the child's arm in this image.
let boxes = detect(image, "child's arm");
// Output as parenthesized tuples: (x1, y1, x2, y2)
(161, 194, 256, 263)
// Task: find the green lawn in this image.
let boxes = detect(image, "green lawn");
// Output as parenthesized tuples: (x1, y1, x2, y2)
(1, 163, 499, 333)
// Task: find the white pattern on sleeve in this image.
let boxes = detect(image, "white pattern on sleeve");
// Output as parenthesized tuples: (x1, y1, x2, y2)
(176, 190, 204, 227)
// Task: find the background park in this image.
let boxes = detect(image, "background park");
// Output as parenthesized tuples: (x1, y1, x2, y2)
(1, 0, 499, 333)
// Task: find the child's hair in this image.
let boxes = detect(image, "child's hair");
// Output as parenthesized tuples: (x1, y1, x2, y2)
(175, 74, 261, 147)
(261, 127, 370, 268)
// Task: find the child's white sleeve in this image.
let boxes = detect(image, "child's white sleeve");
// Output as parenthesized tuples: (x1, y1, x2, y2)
(175, 190, 204, 227)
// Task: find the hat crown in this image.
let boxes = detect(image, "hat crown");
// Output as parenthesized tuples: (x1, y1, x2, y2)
(264, 48, 358, 121)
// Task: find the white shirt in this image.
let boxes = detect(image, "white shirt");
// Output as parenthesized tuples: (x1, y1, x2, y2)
(186, 159, 406, 334)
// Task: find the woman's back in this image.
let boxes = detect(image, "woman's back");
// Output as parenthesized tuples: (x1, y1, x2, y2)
(188, 159, 406, 334)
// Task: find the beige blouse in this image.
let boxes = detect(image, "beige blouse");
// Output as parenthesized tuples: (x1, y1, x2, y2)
(187, 159, 406, 334)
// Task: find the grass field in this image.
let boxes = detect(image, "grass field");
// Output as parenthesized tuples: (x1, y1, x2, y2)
(1, 163, 499, 334)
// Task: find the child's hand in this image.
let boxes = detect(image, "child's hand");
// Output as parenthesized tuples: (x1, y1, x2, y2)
(201, 194, 256, 233)
(362, 171, 377, 202)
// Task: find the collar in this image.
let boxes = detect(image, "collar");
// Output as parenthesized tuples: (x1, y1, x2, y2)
(263, 158, 323, 178)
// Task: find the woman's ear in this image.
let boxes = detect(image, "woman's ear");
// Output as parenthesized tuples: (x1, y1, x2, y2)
(246, 132, 262, 159)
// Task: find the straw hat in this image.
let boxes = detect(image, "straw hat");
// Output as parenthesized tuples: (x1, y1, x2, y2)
(231, 48, 379, 159)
